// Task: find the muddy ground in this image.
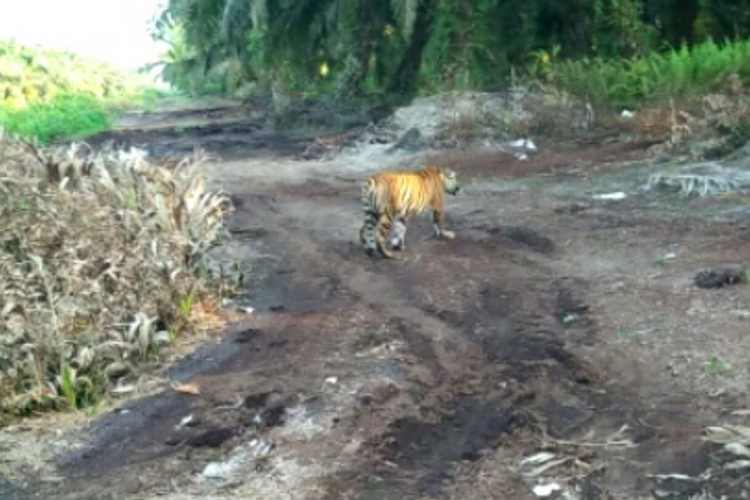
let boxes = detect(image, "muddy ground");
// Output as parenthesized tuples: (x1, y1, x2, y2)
(4, 100, 750, 500)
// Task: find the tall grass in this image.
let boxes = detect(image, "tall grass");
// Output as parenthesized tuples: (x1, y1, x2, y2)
(552, 38, 750, 108)
(0, 93, 110, 144)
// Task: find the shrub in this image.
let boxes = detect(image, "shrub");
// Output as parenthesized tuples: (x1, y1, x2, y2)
(551, 38, 750, 108)
(0, 93, 109, 144)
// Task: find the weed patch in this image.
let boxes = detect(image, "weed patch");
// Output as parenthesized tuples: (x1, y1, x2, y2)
(0, 93, 109, 144)
(550, 38, 750, 108)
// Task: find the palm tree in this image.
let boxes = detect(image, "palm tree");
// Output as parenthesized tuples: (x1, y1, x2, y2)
(158, 0, 435, 99)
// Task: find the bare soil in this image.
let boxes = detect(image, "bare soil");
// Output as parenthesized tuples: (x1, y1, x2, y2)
(4, 101, 750, 500)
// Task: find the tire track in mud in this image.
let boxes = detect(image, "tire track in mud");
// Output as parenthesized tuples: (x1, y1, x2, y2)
(252, 182, 723, 500)
(240, 189, 627, 498)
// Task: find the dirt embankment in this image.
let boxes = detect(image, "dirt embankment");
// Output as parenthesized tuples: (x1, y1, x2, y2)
(4, 95, 750, 500)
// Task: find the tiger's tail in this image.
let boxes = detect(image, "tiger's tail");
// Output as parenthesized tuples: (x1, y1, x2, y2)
(359, 178, 379, 256)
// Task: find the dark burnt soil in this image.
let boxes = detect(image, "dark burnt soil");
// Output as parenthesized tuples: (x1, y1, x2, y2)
(79, 117, 310, 160)
(7, 108, 750, 500)
(19, 176, 739, 500)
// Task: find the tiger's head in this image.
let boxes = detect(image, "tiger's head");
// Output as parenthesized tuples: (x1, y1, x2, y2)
(440, 167, 460, 196)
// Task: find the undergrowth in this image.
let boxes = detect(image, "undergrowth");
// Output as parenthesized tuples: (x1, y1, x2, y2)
(0, 38, 154, 107)
(0, 38, 171, 144)
(0, 93, 110, 144)
(0, 131, 239, 420)
(550, 38, 750, 108)
(0, 88, 177, 145)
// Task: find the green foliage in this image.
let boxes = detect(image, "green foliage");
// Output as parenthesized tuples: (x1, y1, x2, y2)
(0, 38, 154, 107)
(551, 37, 750, 107)
(152, 0, 750, 106)
(0, 39, 166, 144)
(0, 93, 109, 144)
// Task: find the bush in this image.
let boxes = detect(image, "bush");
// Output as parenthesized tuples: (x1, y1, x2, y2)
(0, 131, 238, 417)
(550, 38, 750, 108)
(0, 93, 109, 144)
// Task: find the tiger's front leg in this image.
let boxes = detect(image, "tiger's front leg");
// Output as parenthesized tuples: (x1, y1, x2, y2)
(432, 208, 455, 239)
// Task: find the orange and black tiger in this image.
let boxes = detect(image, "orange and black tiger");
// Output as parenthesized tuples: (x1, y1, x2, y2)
(359, 165, 460, 259)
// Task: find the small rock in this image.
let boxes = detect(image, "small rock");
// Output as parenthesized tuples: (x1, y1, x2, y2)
(389, 128, 422, 152)
(202, 461, 231, 479)
(261, 404, 286, 428)
(186, 427, 237, 448)
(244, 391, 273, 411)
(694, 267, 747, 289)
(234, 328, 260, 344)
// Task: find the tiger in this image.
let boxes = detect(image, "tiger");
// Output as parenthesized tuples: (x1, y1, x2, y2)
(359, 165, 461, 259)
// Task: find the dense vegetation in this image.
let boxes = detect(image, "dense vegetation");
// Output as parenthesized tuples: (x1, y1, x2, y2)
(0, 42, 238, 420)
(0, 137, 237, 418)
(150, 0, 750, 107)
(0, 39, 162, 143)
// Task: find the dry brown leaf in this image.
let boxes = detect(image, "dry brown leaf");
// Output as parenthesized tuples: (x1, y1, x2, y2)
(171, 381, 200, 395)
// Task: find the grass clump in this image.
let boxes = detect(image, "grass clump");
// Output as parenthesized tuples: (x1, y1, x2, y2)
(0, 130, 238, 418)
(550, 38, 750, 108)
(0, 93, 110, 144)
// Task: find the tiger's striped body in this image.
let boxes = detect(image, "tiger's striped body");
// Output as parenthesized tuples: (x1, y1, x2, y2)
(359, 165, 460, 259)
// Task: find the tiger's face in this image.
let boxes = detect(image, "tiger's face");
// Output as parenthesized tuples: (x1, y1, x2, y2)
(441, 168, 460, 196)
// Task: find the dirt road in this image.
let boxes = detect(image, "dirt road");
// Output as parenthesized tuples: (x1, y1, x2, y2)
(4, 102, 750, 500)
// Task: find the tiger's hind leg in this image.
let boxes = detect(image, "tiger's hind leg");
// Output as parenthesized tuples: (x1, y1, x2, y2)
(391, 217, 407, 251)
(360, 213, 378, 257)
(375, 214, 396, 259)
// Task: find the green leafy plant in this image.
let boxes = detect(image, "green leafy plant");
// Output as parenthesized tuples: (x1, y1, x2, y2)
(552, 38, 750, 108)
(0, 92, 109, 144)
(705, 354, 733, 375)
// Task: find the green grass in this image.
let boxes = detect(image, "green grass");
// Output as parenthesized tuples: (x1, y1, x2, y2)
(551, 37, 750, 108)
(0, 38, 173, 144)
(0, 88, 178, 144)
(0, 92, 109, 144)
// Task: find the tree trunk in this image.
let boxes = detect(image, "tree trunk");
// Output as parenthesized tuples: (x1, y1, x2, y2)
(333, 46, 370, 100)
(386, 0, 437, 96)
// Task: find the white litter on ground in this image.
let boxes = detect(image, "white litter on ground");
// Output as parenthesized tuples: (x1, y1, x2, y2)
(592, 192, 627, 200)
(533, 482, 562, 497)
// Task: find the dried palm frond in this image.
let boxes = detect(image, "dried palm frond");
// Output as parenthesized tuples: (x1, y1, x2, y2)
(0, 128, 238, 416)
(647, 162, 750, 196)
